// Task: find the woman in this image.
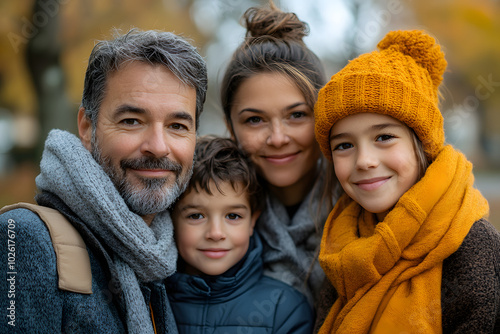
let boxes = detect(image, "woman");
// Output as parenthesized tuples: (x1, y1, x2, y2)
(220, 0, 336, 307)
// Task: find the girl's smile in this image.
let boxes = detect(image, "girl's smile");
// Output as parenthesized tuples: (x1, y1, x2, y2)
(354, 176, 391, 191)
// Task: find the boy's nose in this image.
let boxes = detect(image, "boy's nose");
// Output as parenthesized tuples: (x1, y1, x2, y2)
(206, 220, 226, 241)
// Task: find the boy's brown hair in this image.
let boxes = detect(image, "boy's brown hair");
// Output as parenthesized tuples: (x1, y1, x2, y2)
(180, 135, 265, 213)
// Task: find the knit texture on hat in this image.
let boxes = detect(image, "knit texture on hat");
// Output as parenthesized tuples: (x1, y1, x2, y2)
(314, 30, 447, 160)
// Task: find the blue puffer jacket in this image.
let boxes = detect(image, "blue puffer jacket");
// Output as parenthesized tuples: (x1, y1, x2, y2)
(0, 193, 175, 333)
(165, 233, 314, 334)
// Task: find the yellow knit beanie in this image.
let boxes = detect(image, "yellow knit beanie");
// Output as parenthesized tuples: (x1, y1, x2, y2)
(314, 30, 447, 161)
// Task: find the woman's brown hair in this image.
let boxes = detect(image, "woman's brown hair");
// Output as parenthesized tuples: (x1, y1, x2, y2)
(220, 0, 335, 225)
(220, 0, 326, 135)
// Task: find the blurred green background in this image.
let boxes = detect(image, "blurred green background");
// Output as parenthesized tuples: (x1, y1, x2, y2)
(0, 0, 499, 230)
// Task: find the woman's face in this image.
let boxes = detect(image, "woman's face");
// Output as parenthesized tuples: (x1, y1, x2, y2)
(229, 72, 320, 191)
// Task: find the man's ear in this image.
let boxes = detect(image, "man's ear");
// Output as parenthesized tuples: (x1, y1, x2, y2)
(77, 107, 92, 151)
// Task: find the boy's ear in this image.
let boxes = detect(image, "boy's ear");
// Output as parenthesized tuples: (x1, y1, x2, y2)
(249, 210, 261, 235)
(78, 107, 92, 151)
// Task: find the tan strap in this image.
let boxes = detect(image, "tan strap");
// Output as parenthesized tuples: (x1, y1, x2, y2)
(0, 202, 92, 294)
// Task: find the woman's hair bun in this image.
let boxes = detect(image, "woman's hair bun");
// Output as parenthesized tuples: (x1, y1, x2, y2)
(243, 1, 308, 42)
(377, 30, 447, 88)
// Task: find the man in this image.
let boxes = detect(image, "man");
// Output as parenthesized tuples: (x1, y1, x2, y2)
(0, 29, 207, 333)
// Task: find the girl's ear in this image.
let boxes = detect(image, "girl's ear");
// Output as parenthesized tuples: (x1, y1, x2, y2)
(78, 107, 92, 151)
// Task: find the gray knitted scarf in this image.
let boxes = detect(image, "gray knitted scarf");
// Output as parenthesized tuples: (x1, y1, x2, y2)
(257, 172, 330, 307)
(36, 130, 178, 334)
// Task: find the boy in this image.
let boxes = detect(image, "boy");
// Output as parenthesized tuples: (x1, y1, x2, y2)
(166, 136, 313, 333)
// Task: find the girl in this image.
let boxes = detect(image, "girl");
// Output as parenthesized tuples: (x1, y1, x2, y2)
(314, 30, 499, 333)
(220, 1, 336, 307)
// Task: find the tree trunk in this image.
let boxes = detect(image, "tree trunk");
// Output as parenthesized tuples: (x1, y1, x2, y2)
(26, 0, 75, 159)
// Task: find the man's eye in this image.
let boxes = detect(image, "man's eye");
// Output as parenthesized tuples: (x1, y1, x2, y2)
(170, 123, 188, 131)
(121, 119, 139, 126)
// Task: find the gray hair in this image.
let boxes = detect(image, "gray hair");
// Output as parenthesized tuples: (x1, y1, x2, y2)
(81, 28, 207, 129)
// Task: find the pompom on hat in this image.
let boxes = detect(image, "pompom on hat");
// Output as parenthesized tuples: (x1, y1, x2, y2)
(314, 30, 447, 161)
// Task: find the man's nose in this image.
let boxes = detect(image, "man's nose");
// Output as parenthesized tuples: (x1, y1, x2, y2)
(140, 124, 171, 157)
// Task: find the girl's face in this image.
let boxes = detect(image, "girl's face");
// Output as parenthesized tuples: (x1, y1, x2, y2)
(329, 113, 419, 221)
(229, 72, 320, 192)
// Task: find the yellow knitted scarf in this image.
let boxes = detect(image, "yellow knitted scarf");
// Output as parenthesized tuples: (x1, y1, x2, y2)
(318, 146, 489, 334)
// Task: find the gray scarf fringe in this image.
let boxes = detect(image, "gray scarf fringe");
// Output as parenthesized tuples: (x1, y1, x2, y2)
(36, 130, 178, 334)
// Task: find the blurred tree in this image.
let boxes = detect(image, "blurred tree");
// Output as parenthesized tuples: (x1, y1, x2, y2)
(59, 0, 207, 105)
(409, 0, 500, 167)
(26, 0, 74, 158)
(0, 0, 208, 205)
(1, 0, 208, 156)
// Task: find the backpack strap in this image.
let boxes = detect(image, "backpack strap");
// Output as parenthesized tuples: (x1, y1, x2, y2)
(0, 202, 92, 294)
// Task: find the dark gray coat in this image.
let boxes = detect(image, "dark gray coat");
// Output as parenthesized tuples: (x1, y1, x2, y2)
(0, 193, 175, 333)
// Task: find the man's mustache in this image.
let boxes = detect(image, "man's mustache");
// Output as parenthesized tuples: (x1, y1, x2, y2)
(120, 157, 182, 175)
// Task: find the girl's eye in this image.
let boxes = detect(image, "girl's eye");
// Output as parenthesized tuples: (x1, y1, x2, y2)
(187, 213, 204, 220)
(226, 213, 242, 220)
(376, 134, 396, 142)
(333, 143, 353, 151)
(245, 116, 262, 125)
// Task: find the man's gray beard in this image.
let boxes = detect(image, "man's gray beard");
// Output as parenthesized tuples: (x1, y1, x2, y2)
(91, 135, 193, 216)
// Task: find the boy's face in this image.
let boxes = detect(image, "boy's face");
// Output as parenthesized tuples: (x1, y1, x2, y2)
(172, 181, 259, 276)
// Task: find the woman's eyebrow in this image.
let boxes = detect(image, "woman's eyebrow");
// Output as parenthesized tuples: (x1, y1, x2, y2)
(238, 102, 307, 115)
